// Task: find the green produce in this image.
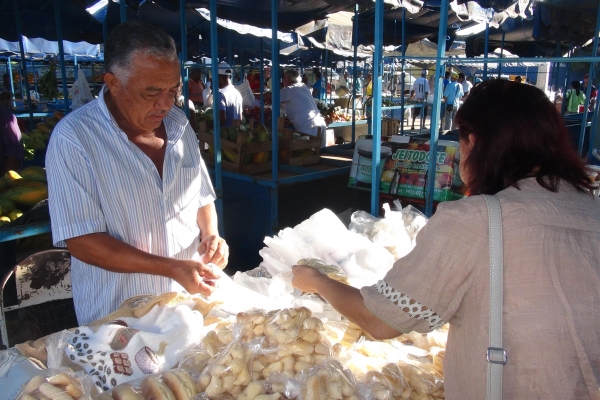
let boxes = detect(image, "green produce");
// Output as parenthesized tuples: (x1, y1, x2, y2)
(38, 63, 59, 100)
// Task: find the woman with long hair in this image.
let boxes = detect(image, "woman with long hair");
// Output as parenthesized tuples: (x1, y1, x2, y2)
(291, 80, 600, 399)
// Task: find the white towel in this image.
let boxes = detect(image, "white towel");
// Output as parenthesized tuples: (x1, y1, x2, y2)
(64, 302, 203, 391)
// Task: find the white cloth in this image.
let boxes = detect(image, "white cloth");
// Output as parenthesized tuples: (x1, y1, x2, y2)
(218, 84, 243, 127)
(46, 87, 216, 325)
(411, 77, 430, 100)
(461, 80, 473, 96)
(64, 302, 204, 391)
(280, 83, 326, 140)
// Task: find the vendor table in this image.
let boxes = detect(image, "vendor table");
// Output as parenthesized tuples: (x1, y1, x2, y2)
(13, 112, 54, 119)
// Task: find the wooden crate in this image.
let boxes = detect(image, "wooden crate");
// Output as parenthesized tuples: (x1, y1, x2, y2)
(381, 118, 400, 136)
(198, 121, 272, 175)
(277, 118, 322, 166)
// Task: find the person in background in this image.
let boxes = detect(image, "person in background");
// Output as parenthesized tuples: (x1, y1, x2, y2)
(582, 74, 597, 111)
(354, 71, 364, 102)
(175, 83, 197, 132)
(0, 91, 23, 173)
(187, 68, 205, 108)
(442, 73, 463, 130)
(514, 75, 523, 83)
(46, 20, 228, 325)
(261, 69, 327, 146)
(442, 70, 451, 91)
(364, 73, 373, 97)
(312, 70, 326, 100)
(301, 74, 310, 89)
(291, 79, 600, 399)
(409, 70, 429, 130)
(565, 80, 585, 115)
(473, 77, 483, 87)
(217, 62, 243, 128)
(458, 73, 472, 101)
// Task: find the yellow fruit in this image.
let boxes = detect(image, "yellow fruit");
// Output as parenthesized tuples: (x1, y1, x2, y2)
(36, 123, 52, 134)
(7, 209, 22, 221)
(0, 216, 10, 224)
(0, 198, 15, 213)
(20, 166, 47, 183)
(0, 181, 48, 207)
(222, 150, 236, 163)
(253, 152, 269, 164)
(45, 116, 59, 128)
(5, 170, 25, 187)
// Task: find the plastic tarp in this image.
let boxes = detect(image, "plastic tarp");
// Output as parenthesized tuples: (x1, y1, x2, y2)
(0, 37, 100, 57)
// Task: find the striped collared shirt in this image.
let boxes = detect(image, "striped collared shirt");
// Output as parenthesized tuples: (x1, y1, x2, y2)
(46, 87, 216, 325)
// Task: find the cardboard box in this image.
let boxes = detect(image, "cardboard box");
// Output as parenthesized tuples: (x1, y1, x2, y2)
(380, 140, 465, 202)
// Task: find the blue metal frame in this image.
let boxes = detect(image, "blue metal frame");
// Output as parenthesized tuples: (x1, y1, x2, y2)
(483, 22, 489, 80)
(369, 0, 384, 216)
(424, 0, 449, 217)
(270, 0, 280, 183)
(13, 0, 35, 127)
(209, 0, 224, 235)
(581, 3, 600, 156)
(351, 4, 359, 143)
(0, 222, 51, 243)
(180, 0, 190, 120)
(54, 0, 70, 113)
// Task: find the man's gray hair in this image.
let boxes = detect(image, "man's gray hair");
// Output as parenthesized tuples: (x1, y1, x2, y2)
(105, 20, 178, 83)
(283, 69, 301, 83)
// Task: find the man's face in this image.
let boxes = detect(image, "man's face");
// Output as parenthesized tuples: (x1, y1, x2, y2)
(106, 54, 181, 133)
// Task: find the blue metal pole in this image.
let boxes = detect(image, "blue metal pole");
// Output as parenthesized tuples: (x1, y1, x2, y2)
(74, 55, 78, 81)
(370, 0, 384, 216)
(259, 40, 265, 125)
(271, 0, 280, 183)
(424, 0, 449, 217)
(31, 60, 37, 94)
(228, 29, 233, 67)
(401, 10, 406, 133)
(54, 0, 70, 113)
(581, 3, 600, 157)
(7, 58, 15, 98)
(180, 0, 189, 119)
(13, 0, 34, 127)
(120, 0, 126, 22)
(483, 22, 489, 80)
(351, 4, 358, 143)
(324, 49, 328, 102)
(498, 31, 505, 78)
(209, 0, 224, 235)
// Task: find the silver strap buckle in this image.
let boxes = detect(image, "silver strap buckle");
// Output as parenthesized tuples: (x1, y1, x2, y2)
(487, 347, 507, 365)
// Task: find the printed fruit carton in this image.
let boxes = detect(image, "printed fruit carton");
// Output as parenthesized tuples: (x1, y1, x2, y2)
(380, 140, 465, 202)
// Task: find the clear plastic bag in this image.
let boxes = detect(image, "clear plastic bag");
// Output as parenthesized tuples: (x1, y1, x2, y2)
(16, 368, 98, 400)
(70, 66, 94, 110)
(296, 258, 348, 283)
(94, 368, 197, 400)
(295, 359, 357, 400)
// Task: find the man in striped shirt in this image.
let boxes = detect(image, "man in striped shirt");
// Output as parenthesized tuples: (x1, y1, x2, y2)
(46, 20, 228, 325)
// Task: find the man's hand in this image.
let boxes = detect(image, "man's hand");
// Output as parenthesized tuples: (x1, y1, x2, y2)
(171, 259, 220, 296)
(199, 235, 229, 269)
(291, 265, 330, 294)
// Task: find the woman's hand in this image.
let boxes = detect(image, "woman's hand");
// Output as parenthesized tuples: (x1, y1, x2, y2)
(291, 265, 330, 293)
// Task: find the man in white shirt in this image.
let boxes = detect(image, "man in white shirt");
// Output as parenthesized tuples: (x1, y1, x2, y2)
(458, 73, 472, 102)
(261, 69, 328, 146)
(46, 20, 228, 325)
(410, 70, 430, 130)
(217, 62, 243, 128)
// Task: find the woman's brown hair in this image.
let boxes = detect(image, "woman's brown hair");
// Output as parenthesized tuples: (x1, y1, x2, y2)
(455, 79, 592, 195)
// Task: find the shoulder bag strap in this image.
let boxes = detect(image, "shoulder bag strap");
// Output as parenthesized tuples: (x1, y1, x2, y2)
(482, 194, 506, 400)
